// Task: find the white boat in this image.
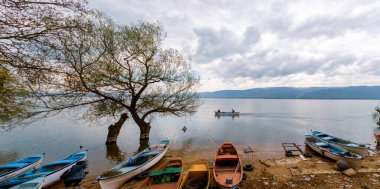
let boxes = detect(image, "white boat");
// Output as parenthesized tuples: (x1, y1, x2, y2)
(311, 130, 369, 157)
(0, 151, 87, 188)
(10, 176, 45, 189)
(98, 140, 170, 189)
(214, 111, 240, 116)
(0, 154, 45, 183)
(305, 134, 363, 170)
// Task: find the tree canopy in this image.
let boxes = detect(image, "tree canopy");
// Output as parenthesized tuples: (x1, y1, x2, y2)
(1, 0, 200, 140)
(0, 0, 91, 123)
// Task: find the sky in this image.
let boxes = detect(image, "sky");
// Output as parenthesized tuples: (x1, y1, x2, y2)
(89, 0, 380, 92)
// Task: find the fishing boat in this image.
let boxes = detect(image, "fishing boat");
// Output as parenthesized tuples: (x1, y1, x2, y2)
(311, 130, 369, 157)
(213, 141, 243, 189)
(305, 134, 363, 170)
(9, 176, 45, 189)
(0, 150, 87, 188)
(98, 140, 170, 189)
(214, 111, 240, 116)
(137, 158, 183, 189)
(179, 160, 210, 189)
(0, 153, 45, 183)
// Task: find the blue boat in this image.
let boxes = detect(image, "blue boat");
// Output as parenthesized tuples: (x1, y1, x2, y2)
(0, 154, 45, 183)
(0, 151, 87, 188)
(311, 130, 369, 157)
(10, 176, 45, 189)
(305, 134, 363, 170)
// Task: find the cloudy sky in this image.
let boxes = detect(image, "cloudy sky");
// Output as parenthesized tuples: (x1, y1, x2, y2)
(89, 0, 380, 92)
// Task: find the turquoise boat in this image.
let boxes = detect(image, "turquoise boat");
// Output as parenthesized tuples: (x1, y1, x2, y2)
(0, 151, 87, 188)
(10, 176, 45, 189)
(311, 130, 369, 157)
(305, 134, 363, 170)
(0, 154, 45, 183)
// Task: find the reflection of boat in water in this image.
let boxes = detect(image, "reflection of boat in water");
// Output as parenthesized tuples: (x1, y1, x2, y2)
(374, 127, 380, 143)
(215, 111, 240, 117)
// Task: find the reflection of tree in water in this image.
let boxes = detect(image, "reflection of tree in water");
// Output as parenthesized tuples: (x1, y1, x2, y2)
(106, 143, 127, 163)
(0, 151, 19, 164)
(106, 140, 151, 163)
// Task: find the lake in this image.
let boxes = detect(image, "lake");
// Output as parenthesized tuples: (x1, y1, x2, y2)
(1, 99, 379, 177)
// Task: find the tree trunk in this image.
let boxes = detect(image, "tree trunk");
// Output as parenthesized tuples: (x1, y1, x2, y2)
(105, 113, 128, 145)
(130, 109, 151, 140)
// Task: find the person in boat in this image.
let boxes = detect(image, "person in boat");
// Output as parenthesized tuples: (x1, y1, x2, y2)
(232, 109, 235, 113)
(217, 109, 220, 113)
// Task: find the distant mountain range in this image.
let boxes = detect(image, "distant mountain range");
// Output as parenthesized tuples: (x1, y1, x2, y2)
(200, 86, 380, 99)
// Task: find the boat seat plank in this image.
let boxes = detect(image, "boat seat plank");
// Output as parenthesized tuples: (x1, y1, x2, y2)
(315, 142, 329, 147)
(322, 136, 335, 141)
(216, 155, 238, 161)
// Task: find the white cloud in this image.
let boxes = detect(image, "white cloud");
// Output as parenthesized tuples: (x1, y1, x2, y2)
(89, 0, 380, 92)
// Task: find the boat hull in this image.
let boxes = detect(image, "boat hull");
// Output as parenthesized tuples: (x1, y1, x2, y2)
(305, 138, 362, 170)
(10, 176, 45, 189)
(215, 112, 239, 116)
(42, 152, 87, 188)
(213, 141, 243, 189)
(311, 130, 369, 157)
(98, 146, 169, 189)
(179, 160, 210, 189)
(331, 144, 369, 157)
(0, 155, 44, 183)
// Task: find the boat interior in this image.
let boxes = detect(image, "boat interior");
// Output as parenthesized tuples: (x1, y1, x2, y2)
(33, 162, 69, 173)
(0, 168, 16, 175)
(306, 136, 361, 158)
(146, 160, 182, 186)
(314, 132, 366, 147)
(182, 163, 208, 189)
(214, 143, 241, 186)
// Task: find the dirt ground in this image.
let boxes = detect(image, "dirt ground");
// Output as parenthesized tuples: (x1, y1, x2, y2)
(53, 145, 380, 189)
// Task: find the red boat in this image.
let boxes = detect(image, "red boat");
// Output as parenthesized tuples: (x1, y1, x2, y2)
(213, 141, 243, 189)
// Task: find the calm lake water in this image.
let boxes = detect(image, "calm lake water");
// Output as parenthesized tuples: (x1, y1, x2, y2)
(1, 99, 379, 177)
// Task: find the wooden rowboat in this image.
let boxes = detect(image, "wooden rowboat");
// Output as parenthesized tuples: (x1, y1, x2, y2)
(137, 158, 183, 189)
(0, 150, 87, 188)
(213, 141, 243, 189)
(311, 130, 369, 157)
(305, 134, 363, 170)
(10, 176, 45, 189)
(98, 140, 170, 189)
(179, 160, 210, 189)
(0, 154, 45, 183)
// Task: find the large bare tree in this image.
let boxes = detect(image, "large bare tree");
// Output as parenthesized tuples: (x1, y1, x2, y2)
(1, 1, 200, 143)
(28, 16, 200, 143)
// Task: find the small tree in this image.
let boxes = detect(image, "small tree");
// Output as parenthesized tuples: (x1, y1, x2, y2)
(27, 17, 200, 143)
